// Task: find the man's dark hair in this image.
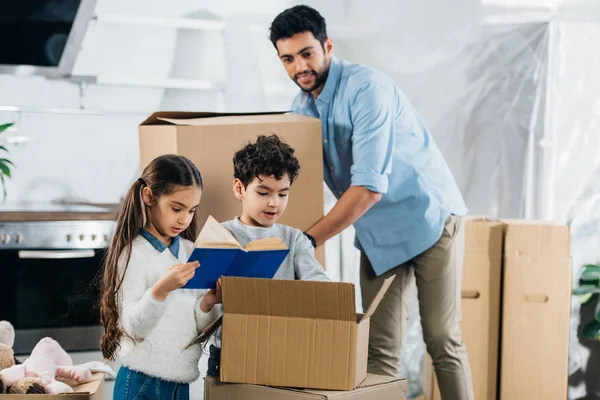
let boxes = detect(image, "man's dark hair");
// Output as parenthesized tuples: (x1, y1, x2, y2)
(269, 5, 328, 49)
(233, 134, 300, 188)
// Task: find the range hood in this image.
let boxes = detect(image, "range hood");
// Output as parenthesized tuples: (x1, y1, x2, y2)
(0, 0, 97, 78)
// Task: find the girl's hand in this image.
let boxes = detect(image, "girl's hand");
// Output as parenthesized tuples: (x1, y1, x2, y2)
(200, 278, 222, 312)
(152, 261, 200, 301)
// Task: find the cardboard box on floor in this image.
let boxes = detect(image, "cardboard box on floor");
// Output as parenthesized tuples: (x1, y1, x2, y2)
(204, 373, 408, 400)
(427, 217, 504, 400)
(424, 218, 571, 400)
(219, 276, 395, 391)
(499, 220, 570, 399)
(138, 112, 326, 266)
(4, 373, 104, 400)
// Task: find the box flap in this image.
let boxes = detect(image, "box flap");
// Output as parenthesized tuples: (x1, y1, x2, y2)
(158, 113, 316, 127)
(139, 110, 289, 126)
(222, 277, 356, 321)
(503, 221, 570, 260)
(359, 276, 395, 322)
(465, 217, 505, 256)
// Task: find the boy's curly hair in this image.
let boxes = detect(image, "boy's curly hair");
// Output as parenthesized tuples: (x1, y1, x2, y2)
(233, 134, 300, 188)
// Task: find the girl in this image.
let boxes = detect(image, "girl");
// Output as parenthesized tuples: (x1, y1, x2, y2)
(100, 154, 222, 400)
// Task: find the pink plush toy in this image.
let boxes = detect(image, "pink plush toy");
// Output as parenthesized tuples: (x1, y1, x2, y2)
(0, 321, 115, 395)
(0, 337, 93, 394)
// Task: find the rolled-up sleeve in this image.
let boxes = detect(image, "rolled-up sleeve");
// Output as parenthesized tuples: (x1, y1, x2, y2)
(349, 81, 395, 194)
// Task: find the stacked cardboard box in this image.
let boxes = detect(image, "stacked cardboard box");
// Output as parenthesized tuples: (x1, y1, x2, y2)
(424, 218, 571, 400)
(204, 374, 408, 400)
(198, 276, 401, 399)
(138, 112, 326, 266)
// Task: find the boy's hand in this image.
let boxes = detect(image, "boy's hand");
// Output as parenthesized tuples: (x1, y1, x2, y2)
(200, 278, 222, 312)
(152, 261, 200, 301)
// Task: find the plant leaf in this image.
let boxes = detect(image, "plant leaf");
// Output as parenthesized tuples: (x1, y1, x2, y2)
(573, 286, 600, 297)
(0, 123, 13, 134)
(0, 162, 11, 178)
(583, 320, 600, 340)
(0, 174, 5, 202)
(0, 146, 7, 152)
(0, 158, 14, 166)
(580, 264, 600, 281)
(579, 292, 595, 304)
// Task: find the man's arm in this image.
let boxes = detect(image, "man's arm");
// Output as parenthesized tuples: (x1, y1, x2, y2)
(306, 186, 381, 247)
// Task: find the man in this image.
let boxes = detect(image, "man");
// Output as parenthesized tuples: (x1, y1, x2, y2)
(269, 5, 474, 400)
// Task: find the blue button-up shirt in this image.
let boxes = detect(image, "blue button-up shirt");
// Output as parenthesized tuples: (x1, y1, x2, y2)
(292, 57, 467, 276)
(140, 229, 180, 258)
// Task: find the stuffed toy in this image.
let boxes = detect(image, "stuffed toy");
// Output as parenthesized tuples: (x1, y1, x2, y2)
(0, 343, 46, 394)
(0, 321, 20, 365)
(0, 321, 116, 394)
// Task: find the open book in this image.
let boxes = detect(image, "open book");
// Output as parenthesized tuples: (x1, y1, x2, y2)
(181, 216, 290, 289)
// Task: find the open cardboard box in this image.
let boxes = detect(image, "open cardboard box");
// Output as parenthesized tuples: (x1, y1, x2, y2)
(219, 276, 394, 391)
(3, 373, 104, 400)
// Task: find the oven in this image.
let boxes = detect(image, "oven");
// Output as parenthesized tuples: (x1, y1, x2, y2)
(0, 220, 115, 355)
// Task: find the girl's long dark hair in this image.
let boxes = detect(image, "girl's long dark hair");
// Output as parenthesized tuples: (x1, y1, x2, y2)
(99, 154, 202, 360)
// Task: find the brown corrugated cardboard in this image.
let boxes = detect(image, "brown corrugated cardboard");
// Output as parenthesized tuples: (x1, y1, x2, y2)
(220, 276, 394, 391)
(2, 373, 104, 400)
(499, 221, 571, 400)
(204, 373, 408, 399)
(430, 217, 504, 400)
(425, 219, 571, 400)
(138, 111, 326, 266)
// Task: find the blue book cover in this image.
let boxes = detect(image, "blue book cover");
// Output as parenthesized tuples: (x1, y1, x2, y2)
(181, 216, 290, 289)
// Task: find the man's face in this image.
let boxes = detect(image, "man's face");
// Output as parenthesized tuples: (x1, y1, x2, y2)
(276, 31, 333, 96)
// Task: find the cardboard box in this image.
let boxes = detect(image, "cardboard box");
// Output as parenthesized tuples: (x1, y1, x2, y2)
(424, 219, 571, 400)
(499, 221, 571, 399)
(3, 373, 104, 399)
(204, 373, 408, 400)
(429, 218, 504, 400)
(220, 276, 394, 391)
(138, 112, 326, 266)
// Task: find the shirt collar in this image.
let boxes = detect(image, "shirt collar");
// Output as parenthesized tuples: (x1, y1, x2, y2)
(298, 56, 342, 107)
(140, 229, 180, 258)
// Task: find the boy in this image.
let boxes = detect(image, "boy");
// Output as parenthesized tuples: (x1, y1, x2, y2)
(206, 134, 330, 377)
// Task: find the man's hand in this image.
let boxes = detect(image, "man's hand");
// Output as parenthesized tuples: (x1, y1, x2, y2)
(306, 186, 381, 247)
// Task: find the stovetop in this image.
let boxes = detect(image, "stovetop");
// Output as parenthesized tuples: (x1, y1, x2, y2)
(0, 203, 119, 247)
(0, 202, 120, 222)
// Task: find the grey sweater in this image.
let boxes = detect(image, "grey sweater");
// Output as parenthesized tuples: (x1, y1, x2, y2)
(221, 217, 330, 282)
(213, 217, 330, 346)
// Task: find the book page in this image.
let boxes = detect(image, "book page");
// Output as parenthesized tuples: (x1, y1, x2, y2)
(195, 216, 241, 249)
(243, 237, 288, 251)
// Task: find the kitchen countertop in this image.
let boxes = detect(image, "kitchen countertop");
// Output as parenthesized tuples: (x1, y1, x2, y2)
(0, 202, 120, 221)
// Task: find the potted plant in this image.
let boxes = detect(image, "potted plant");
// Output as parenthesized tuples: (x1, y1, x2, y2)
(573, 263, 600, 340)
(0, 122, 15, 203)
